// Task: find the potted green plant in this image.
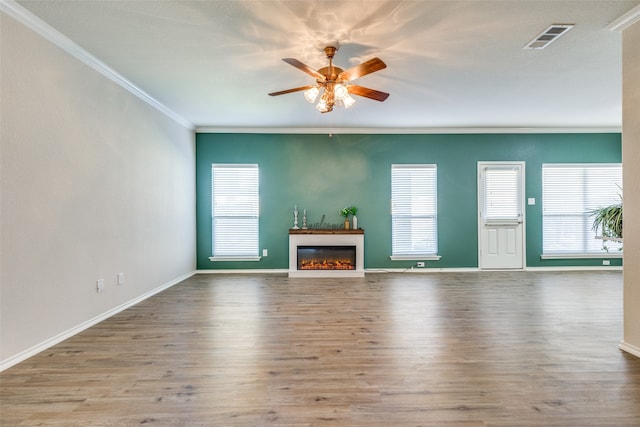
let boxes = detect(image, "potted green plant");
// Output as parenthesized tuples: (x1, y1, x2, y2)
(590, 195, 622, 250)
(340, 205, 358, 230)
(340, 207, 350, 230)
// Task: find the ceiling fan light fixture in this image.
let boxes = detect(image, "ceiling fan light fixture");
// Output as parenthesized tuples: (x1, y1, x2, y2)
(334, 84, 348, 100)
(316, 98, 330, 113)
(342, 94, 356, 109)
(304, 87, 319, 103)
(269, 45, 388, 113)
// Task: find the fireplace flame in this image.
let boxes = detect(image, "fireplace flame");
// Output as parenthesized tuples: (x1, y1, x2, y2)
(299, 257, 355, 270)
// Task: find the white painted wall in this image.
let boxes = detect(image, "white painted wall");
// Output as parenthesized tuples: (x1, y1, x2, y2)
(0, 13, 196, 367)
(622, 20, 640, 357)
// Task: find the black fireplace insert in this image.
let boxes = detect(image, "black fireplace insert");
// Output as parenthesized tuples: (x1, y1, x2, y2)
(297, 245, 356, 270)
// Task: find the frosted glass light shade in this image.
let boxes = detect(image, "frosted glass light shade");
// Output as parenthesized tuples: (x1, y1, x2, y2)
(334, 84, 348, 99)
(304, 87, 319, 103)
(343, 94, 356, 109)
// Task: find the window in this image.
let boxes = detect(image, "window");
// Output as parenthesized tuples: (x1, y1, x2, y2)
(542, 164, 622, 257)
(210, 164, 259, 261)
(481, 165, 522, 223)
(391, 164, 439, 259)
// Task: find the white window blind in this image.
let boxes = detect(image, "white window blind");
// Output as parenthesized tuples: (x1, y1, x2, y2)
(482, 166, 522, 222)
(391, 164, 438, 257)
(542, 164, 622, 255)
(211, 164, 259, 260)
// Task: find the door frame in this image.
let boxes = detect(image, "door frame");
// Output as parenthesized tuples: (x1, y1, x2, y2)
(477, 161, 526, 270)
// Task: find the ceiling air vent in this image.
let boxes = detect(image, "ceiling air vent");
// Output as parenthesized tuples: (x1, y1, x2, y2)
(524, 24, 574, 49)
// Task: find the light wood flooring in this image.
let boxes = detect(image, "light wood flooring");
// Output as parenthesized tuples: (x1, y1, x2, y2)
(2, 271, 640, 426)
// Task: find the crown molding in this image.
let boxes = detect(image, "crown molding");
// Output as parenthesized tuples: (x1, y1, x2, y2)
(0, 0, 193, 130)
(605, 4, 640, 32)
(195, 126, 621, 135)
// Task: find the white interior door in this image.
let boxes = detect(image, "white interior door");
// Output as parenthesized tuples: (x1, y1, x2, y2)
(478, 162, 525, 270)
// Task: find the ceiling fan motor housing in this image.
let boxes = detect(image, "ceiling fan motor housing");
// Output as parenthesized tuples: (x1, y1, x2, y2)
(317, 66, 344, 83)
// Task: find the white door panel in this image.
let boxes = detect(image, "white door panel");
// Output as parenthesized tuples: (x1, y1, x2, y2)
(487, 229, 498, 254)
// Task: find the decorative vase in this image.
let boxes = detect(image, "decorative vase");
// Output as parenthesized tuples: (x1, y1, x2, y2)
(352, 215, 357, 230)
(344, 218, 350, 230)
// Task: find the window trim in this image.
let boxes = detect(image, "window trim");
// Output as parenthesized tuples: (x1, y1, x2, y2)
(389, 254, 442, 261)
(209, 256, 261, 262)
(540, 253, 622, 260)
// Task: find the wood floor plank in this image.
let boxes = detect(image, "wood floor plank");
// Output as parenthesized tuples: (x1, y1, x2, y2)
(2, 271, 639, 426)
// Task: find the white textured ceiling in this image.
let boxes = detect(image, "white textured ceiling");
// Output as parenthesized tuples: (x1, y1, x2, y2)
(10, 0, 640, 131)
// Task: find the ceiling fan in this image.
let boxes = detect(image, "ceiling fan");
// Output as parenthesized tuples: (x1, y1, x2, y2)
(268, 46, 389, 113)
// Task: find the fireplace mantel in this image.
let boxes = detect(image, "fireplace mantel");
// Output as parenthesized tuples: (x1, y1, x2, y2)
(289, 229, 365, 277)
(289, 229, 364, 235)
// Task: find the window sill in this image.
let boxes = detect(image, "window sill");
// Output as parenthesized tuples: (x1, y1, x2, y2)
(541, 253, 622, 260)
(209, 256, 261, 262)
(390, 255, 441, 261)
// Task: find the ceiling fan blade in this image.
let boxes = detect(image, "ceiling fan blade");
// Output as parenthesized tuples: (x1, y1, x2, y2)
(348, 85, 389, 102)
(282, 58, 326, 81)
(338, 57, 386, 81)
(268, 85, 316, 96)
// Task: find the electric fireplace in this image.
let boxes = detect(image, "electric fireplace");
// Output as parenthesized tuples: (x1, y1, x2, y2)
(289, 229, 364, 277)
(297, 246, 356, 270)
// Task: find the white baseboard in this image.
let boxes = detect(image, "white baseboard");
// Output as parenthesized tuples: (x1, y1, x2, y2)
(525, 266, 623, 272)
(365, 267, 480, 273)
(619, 341, 640, 358)
(196, 269, 288, 274)
(198, 267, 483, 274)
(0, 270, 196, 372)
(195, 266, 621, 275)
(196, 268, 480, 275)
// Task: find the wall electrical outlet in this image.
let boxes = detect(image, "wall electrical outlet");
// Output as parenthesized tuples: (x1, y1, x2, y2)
(96, 279, 105, 293)
(262, 249, 268, 257)
(117, 273, 125, 285)
(603, 260, 611, 266)
(416, 262, 425, 268)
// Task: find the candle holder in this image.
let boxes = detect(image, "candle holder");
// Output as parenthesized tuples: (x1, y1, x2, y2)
(292, 205, 300, 229)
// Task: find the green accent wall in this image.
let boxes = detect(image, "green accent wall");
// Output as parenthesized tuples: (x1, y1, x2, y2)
(196, 133, 622, 270)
